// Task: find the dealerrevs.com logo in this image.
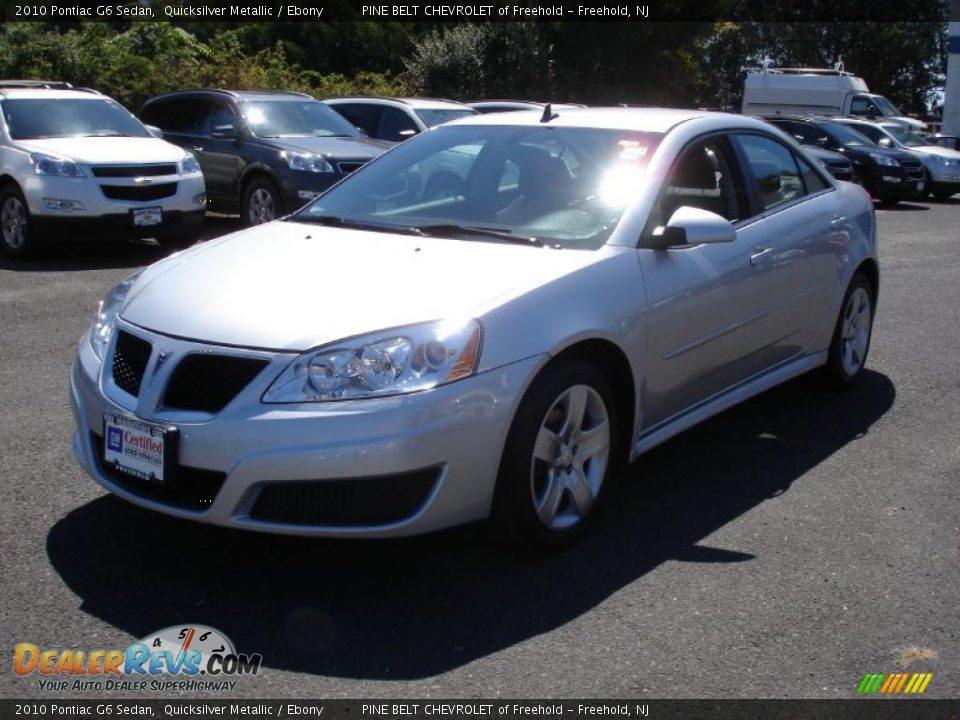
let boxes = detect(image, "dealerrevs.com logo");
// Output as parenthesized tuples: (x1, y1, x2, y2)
(14, 625, 262, 692)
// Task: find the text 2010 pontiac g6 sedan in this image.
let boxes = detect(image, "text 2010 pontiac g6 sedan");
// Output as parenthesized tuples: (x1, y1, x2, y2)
(70, 109, 878, 547)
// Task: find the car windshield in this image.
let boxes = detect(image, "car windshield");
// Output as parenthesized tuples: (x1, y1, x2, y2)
(1, 98, 149, 140)
(873, 96, 902, 116)
(820, 122, 874, 147)
(241, 101, 360, 138)
(293, 124, 662, 250)
(414, 109, 477, 128)
(881, 125, 929, 147)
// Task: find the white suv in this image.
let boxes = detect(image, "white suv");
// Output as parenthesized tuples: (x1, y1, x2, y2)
(0, 81, 206, 257)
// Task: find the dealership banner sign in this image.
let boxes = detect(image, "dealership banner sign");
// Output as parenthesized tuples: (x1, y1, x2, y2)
(1, 0, 937, 22)
(2, 700, 960, 719)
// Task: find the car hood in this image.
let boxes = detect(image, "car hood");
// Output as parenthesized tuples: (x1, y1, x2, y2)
(260, 135, 389, 160)
(843, 145, 917, 163)
(908, 145, 960, 160)
(15, 137, 187, 165)
(120, 221, 598, 352)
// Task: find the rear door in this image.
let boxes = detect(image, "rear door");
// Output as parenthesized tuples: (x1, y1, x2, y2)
(732, 132, 842, 366)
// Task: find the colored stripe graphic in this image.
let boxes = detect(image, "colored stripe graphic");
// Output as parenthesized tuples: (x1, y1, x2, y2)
(857, 673, 885, 693)
(893, 673, 910, 693)
(857, 672, 933, 694)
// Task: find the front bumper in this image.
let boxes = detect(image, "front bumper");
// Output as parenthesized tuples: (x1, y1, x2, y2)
(33, 209, 204, 240)
(23, 172, 206, 238)
(70, 321, 541, 538)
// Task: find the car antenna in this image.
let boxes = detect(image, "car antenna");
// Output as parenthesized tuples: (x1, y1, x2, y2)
(540, 103, 558, 123)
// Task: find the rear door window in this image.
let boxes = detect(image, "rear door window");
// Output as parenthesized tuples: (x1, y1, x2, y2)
(736, 134, 824, 211)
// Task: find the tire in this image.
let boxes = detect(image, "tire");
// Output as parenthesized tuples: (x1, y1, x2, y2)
(822, 273, 874, 390)
(242, 177, 283, 226)
(491, 360, 619, 550)
(932, 190, 955, 202)
(0, 184, 36, 258)
(879, 198, 899, 207)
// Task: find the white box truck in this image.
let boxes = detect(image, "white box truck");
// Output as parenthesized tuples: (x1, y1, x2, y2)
(742, 66, 927, 131)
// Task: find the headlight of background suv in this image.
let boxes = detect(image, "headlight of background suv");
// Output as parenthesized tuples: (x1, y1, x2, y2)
(869, 153, 899, 168)
(89, 270, 143, 360)
(30, 152, 85, 178)
(282, 151, 334, 173)
(179, 153, 201, 174)
(263, 320, 482, 402)
(932, 155, 954, 166)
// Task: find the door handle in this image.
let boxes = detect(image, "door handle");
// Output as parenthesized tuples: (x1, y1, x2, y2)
(191, 146, 205, 153)
(830, 214, 846, 227)
(750, 247, 773, 265)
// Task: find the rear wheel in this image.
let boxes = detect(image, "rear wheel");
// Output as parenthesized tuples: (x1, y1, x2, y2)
(822, 273, 874, 389)
(491, 360, 618, 549)
(0, 185, 35, 258)
(932, 190, 955, 202)
(242, 177, 283, 226)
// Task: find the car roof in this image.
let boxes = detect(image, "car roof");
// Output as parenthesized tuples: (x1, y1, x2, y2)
(144, 89, 314, 105)
(0, 88, 105, 100)
(324, 96, 472, 111)
(446, 106, 731, 133)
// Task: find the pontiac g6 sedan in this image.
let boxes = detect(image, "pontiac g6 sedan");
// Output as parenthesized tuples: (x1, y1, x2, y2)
(70, 108, 878, 547)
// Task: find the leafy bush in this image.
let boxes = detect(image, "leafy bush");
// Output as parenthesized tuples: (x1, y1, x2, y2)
(0, 22, 409, 112)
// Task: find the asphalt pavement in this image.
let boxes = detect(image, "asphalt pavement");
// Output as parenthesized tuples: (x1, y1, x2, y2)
(0, 202, 957, 699)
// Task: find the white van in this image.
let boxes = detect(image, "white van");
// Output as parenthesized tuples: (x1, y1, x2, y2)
(741, 67, 927, 132)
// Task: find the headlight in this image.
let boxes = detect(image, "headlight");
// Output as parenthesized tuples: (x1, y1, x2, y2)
(89, 270, 143, 360)
(282, 151, 334, 173)
(869, 153, 899, 168)
(179, 154, 201, 174)
(30, 152, 85, 178)
(263, 320, 482, 403)
(931, 155, 954, 166)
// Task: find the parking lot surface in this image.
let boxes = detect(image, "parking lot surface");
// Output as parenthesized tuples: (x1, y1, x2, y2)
(1, 203, 957, 699)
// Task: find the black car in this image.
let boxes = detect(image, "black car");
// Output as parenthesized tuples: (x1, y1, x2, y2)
(766, 116, 925, 204)
(801, 144, 856, 183)
(141, 89, 389, 225)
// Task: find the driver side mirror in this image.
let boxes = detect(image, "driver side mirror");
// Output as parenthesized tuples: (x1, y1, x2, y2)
(649, 206, 736, 249)
(144, 124, 164, 139)
(878, 137, 893, 148)
(398, 128, 417, 138)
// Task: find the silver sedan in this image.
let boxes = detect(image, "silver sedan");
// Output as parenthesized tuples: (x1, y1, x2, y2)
(70, 108, 878, 547)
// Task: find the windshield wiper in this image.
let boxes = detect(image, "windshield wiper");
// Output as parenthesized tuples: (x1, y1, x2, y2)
(413, 224, 544, 248)
(291, 214, 425, 236)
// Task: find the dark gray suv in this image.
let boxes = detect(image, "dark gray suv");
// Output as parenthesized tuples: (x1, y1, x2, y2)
(141, 89, 389, 225)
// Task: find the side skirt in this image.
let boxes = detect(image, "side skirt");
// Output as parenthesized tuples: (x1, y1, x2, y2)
(629, 351, 828, 461)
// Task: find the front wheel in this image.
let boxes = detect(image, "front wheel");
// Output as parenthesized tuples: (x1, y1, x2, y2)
(822, 273, 874, 389)
(491, 360, 619, 549)
(242, 177, 283, 226)
(0, 185, 35, 258)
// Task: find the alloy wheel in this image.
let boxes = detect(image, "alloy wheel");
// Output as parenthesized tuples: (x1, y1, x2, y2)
(530, 384, 611, 530)
(1, 196, 28, 250)
(840, 286, 872, 377)
(248, 188, 276, 224)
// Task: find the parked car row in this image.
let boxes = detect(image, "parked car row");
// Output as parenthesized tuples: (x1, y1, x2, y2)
(1, 78, 952, 258)
(0, 82, 484, 257)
